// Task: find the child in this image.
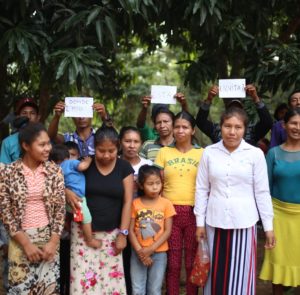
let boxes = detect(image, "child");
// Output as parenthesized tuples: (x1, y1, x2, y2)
(129, 165, 176, 295)
(50, 143, 101, 249)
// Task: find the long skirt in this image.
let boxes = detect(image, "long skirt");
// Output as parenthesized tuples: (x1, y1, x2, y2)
(8, 225, 60, 294)
(70, 222, 127, 295)
(204, 225, 256, 295)
(260, 198, 300, 287)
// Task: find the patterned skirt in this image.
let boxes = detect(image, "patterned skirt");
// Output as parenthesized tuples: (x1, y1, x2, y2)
(204, 225, 257, 295)
(70, 222, 127, 295)
(8, 225, 60, 295)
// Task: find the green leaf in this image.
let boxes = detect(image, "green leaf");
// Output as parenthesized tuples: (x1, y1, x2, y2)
(95, 20, 103, 46)
(200, 6, 207, 26)
(86, 6, 102, 26)
(105, 16, 116, 46)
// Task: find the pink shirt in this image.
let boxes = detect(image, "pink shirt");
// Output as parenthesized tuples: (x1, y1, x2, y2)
(22, 163, 49, 229)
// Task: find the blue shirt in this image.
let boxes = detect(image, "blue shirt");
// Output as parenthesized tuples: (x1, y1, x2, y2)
(266, 146, 300, 204)
(0, 132, 21, 164)
(270, 121, 287, 148)
(60, 159, 85, 198)
(64, 129, 95, 157)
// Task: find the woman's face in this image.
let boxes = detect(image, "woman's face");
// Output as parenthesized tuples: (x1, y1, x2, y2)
(284, 114, 300, 141)
(95, 139, 118, 165)
(120, 131, 142, 159)
(221, 115, 245, 152)
(155, 113, 173, 138)
(173, 118, 194, 144)
(22, 131, 52, 162)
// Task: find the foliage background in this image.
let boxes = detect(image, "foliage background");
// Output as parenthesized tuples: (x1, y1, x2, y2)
(1, 0, 300, 144)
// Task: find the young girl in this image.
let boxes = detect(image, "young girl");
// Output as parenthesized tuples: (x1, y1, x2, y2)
(129, 165, 176, 295)
(69, 125, 134, 294)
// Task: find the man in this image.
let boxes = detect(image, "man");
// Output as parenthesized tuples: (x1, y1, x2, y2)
(270, 90, 300, 148)
(196, 84, 273, 146)
(48, 101, 109, 157)
(0, 97, 40, 163)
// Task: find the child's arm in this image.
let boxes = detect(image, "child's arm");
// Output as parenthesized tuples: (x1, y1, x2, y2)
(129, 217, 153, 266)
(129, 217, 142, 253)
(139, 216, 173, 257)
(77, 156, 92, 172)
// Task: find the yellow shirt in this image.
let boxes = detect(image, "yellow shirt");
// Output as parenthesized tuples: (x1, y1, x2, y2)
(155, 146, 203, 206)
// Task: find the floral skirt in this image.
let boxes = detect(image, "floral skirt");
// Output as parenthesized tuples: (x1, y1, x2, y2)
(70, 222, 126, 295)
(8, 225, 60, 294)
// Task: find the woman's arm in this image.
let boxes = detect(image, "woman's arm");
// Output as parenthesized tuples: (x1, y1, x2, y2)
(50, 168, 66, 236)
(253, 149, 274, 232)
(194, 150, 210, 228)
(115, 173, 134, 254)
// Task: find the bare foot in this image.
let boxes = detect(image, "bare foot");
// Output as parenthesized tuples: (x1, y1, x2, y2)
(85, 238, 102, 249)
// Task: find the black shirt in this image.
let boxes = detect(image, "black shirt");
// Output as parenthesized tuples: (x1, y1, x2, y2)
(85, 158, 134, 231)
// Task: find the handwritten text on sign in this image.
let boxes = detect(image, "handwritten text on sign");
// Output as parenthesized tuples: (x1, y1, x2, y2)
(65, 97, 93, 118)
(219, 79, 246, 98)
(151, 85, 177, 104)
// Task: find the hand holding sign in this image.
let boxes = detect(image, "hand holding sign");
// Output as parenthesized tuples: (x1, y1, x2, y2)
(219, 79, 246, 98)
(65, 97, 94, 118)
(151, 85, 177, 104)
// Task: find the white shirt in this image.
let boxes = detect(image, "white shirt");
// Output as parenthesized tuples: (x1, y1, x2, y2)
(194, 139, 273, 231)
(132, 156, 153, 177)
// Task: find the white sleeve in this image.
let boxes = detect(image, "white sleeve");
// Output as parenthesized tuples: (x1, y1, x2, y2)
(194, 149, 210, 227)
(253, 149, 274, 231)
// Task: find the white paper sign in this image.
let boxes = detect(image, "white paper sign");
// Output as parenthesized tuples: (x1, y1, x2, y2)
(151, 85, 177, 104)
(64, 97, 93, 118)
(219, 79, 246, 98)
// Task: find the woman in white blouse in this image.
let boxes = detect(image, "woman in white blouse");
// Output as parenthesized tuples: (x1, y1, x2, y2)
(194, 107, 275, 295)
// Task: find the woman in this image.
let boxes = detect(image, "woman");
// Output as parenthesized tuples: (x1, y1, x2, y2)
(140, 106, 175, 162)
(0, 122, 65, 294)
(260, 108, 300, 294)
(120, 126, 152, 195)
(194, 107, 275, 295)
(70, 125, 134, 294)
(155, 111, 203, 295)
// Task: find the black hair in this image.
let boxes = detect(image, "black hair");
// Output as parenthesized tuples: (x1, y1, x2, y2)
(49, 144, 69, 163)
(19, 122, 47, 155)
(274, 103, 288, 121)
(174, 110, 196, 128)
(64, 141, 80, 153)
(119, 126, 141, 141)
(288, 89, 300, 106)
(137, 165, 162, 196)
(152, 106, 175, 124)
(220, 107, 249, 129)
(283, 107, 300, 124)
(94, 125, 119, 148)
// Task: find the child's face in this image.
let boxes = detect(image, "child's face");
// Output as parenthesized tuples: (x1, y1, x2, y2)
(69, 148, 79, 160)
(142, 174, 162, 199)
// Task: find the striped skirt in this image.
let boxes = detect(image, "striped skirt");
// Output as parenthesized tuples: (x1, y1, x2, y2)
(204, 225, 257, 295)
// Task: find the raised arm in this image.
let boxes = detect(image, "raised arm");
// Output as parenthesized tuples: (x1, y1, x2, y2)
(195, 85, 218, 140)
(48, 101, 65, 144)
(136, 96, 151, 128)
(245, 85, 273, 141)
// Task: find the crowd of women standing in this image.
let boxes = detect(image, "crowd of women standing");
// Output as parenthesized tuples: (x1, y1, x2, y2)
(0, 87, 300, 295)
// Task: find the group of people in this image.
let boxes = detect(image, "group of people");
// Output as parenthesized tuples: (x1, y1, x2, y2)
(0, 85, 299, 295)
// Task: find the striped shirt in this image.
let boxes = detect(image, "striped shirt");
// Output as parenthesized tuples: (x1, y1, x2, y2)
(22, 164, 49, 229)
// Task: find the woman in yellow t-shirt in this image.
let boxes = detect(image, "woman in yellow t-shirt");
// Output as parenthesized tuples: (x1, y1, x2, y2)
(155, 111, 203, 295)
